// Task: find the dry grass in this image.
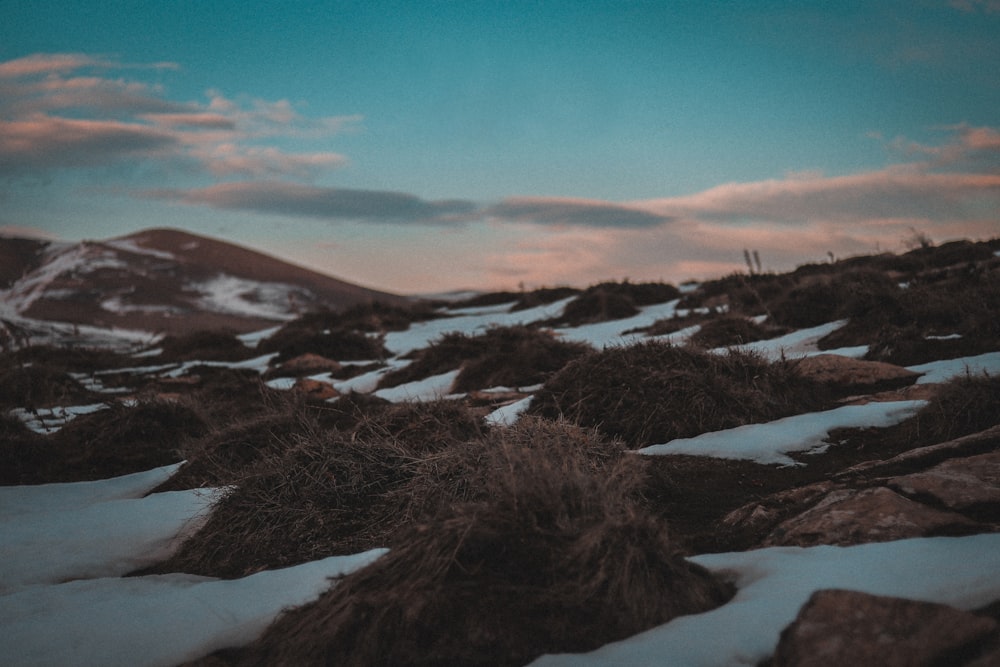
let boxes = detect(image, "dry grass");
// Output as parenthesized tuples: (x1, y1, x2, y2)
(156, 330, 256, 362)
(530, 341, 832, 448)
(377, 326, 591, 392)
(686, 314, 788, 349)
(240, 419, 733, 667)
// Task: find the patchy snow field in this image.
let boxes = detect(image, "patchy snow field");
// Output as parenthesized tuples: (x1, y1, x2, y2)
(3, 288, 1000, 666)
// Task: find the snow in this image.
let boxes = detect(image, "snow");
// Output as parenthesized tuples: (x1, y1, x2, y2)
(374, 369, 461, 402)
(908, 351, 1000, 384)
(383, 296, 575, 356)
(637, 400, 928, 466)
(553, 300, 680, 348)
(4, 285, 999, 665)
(104, 238, 176, 261)
(191, 275, 306, 321)
(9, 402, 111, 434)
(1, 550, 385, 667)
(532, 533, 1000, 667)
(1, 487, 222, 592)
(722, 320, 861, 360)
(485, 396, 534, 426)
(0, 464, 386, 666)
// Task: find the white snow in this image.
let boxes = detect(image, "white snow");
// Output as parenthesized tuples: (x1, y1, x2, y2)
(383, 296, 575, 356)
(0, 464, 386, 666)
(637, 400, 927, 466)
(10, 402, 111, 434)
(1, 487, 223, 592)
(374, 369, 461, 402)
(533, 534, 1000, 667)
(0, 550, 386, 667)
(191, 275, 306, 321)
(485, 396, 534, 426)
(908, 351, 1000, 384)
(722, 320, 861, 360)
(104, 238, 176, 261)
(554, 300, 680, 349)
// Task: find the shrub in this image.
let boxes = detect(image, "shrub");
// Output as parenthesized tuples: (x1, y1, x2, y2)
(377, 326, 591, 393)
(158, 429, 418, 578)
(241, 420, 732, 666)
(258, 327, 386, 362)
(908, 373, 1000, 446)
(530, 341, 831, 448)
(687, 315, 786, 349)
(156, 329, 254, 362)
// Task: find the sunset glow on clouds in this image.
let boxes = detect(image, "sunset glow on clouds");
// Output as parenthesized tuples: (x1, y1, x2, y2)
(1, 2, 998, 293)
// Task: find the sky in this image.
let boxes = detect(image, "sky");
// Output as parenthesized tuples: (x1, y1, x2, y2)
(1, 1, 999, 294)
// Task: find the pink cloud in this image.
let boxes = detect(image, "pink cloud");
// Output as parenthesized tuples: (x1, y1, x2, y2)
(0, 116, 176, 170)
(0, 53, 357, 180)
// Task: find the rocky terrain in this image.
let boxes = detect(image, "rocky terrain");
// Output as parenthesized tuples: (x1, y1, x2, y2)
(2, 235, 999, 665)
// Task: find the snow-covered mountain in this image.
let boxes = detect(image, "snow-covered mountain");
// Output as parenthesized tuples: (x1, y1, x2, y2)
(0, 228, 405, 344)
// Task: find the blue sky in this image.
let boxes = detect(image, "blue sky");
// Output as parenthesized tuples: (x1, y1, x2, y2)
(2, 1, 998, 293)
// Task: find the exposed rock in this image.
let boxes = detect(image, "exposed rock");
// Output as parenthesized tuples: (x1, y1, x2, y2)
(839, 424, 1000, 479)
(275, 353, 342, 376)
(771, 589, 999, 667)
(792, 354, 919, 394)
(888, 450, 1000, 511)
(292, 378, 338, 400)
(763, 486, 976, 547)
(722, 481, 838, 532)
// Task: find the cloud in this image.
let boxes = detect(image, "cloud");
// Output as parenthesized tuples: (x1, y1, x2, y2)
(147, 181, 479, 224)
(487, 196, 672, 228)
(639, 168, 1000, 225)
(0, 53, 356, 180)
(0, 116, 178, 170)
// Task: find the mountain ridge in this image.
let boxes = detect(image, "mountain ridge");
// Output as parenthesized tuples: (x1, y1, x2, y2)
(0, 227, 407, 338)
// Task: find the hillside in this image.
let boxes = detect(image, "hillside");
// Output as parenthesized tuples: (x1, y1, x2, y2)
(2, 237, 1000, 666)
(0, 228, 406, 343)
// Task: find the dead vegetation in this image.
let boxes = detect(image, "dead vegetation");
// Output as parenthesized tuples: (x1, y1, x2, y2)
(377, 326, 591, 392)
(238, 419, 733, 667)
(529, 341, 833, 448)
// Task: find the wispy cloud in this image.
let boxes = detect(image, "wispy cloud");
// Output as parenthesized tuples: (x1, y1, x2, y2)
(487, 196, 672, 228)
(147, 181, 478, 224)
(0, 53, 355, 179)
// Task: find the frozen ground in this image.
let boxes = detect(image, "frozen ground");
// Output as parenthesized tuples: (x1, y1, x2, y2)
(3, 294, 1000, 665)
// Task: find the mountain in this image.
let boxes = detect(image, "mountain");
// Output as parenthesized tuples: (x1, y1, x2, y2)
(0, 228, 407, 338)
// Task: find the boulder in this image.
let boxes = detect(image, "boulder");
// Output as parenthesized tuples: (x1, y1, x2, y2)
(792, 354, 919, 394)
(292, 378, 338, 400)
(771, 589, 998, 667)
(275, 353, 342, 376)
(763, 486, 976, 547)
(888, 450, 1000, 511)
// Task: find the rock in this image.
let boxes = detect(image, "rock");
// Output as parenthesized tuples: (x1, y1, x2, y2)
(763, 486, 976, 547)
(276, 353, 342, 376)
(792, 354, 919, 394)
(771, 589, 998, 667)
(293, 378, 338, 400)
(722, 482, 838, 531)
(888, 450, 1000, 511)
(839, 424, 1000, 479)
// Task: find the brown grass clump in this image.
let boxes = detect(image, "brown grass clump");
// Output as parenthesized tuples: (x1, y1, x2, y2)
(377, 326, 591, 392)
(155, 329, 256, 362)
(241, 421, 733, 667)
(687, 315, 787, 349)
(6, 398, 209, 484)
(51, 399, 208, 479)
(257, 322, 387, 363)
(352, 399, 486, 454)
(907, 372, 1000, 446)
(158, 428, 420, 578)
(530, 341, 831, 448)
